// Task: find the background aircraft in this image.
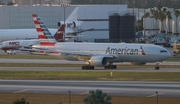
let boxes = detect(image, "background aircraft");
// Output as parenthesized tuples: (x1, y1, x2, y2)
(0, 23, 65, 54)
(56, 7, 94, 42)
(21, 14, 171, 70)
(0, 7, 93, 54)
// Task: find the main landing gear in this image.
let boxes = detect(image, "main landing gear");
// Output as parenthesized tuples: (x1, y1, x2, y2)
(104, 64, 117, 69)
(82, 65, 94, 70)
(155, 62, 162, 70)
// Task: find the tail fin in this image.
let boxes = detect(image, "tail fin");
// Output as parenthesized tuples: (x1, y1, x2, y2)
(66, 7, 79, 21)
(32, 14, 56, 46)
(54, 24, 65, 42)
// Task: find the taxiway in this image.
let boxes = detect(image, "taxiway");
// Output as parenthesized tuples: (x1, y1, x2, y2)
(0, 80, 179, 98)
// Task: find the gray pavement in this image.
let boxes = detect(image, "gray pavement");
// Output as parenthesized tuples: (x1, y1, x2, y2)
(0, 58, 180, 65)
(0, 67, 180, 72)
(0, 80, 179, 98)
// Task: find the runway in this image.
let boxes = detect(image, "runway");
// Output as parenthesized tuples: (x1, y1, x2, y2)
(0, 58, 180, 65)
(0, 80, 179, 98)
(0, 67, 180, 72)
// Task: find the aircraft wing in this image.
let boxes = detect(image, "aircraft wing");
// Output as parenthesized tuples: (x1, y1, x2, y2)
(20, 47, 57, 54)
(20, 47, 117, 59)
(57, 50, 118, 59)
(66, 28, 94, 35)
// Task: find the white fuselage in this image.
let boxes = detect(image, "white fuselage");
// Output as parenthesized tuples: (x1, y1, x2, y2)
(0, 29, 57, 42)
(0, 39, 39, 50)
(54, 42, 171, 63)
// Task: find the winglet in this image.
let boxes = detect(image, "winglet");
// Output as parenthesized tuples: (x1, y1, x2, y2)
(32, 14, 56, 46)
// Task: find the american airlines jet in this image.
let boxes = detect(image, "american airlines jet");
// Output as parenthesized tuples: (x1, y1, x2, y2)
(21, 14, 171, 70)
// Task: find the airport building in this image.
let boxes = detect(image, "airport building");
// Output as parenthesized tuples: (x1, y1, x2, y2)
(12, 0, 42, 5)
(0, 4, 128, 42)
(109, 12, 136, 43)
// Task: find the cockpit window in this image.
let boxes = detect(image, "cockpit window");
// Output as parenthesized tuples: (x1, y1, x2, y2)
(160, 50, 167, 53)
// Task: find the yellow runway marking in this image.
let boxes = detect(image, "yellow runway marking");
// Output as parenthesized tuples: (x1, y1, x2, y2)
(13, 89, 30, 93)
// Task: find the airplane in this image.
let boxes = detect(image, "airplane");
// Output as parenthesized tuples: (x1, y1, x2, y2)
(0, 39, 39, 54)
(0, 23, 65, 55)
(0, 7, 93, 54)
(57, 7, 94, 39)
(21, 13, 171, 70)
(0, 7, 92, 42)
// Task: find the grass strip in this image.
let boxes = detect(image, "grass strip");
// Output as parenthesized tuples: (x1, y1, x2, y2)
(0, 71, 180, 81)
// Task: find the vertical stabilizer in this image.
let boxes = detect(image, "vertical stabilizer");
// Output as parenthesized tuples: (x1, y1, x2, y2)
(32, 14, 56, 46)
(54, 24, 65, 42)
(66, 7, 79, 21)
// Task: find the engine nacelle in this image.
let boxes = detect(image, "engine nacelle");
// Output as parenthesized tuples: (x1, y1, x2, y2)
(89, 56, 107, 66)
(131, 62, 146, 65)
(73, 21, 82, 28)
(57, 21, 82, 28)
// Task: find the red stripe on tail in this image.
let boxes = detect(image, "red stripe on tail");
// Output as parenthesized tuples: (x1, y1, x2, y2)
(34, 21, 39, 25)
(32, 14, 37, 17)
(38, 35, 46, 39)
(36, 28, 43, 32)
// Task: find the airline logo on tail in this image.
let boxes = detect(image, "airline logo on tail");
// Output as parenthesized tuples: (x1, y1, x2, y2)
(54, 24, 65, 42)
(140, 46, 146, 55)
(32, 14, 56, 46)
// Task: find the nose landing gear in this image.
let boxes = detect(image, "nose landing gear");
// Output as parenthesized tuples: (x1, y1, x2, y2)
(155, 62, 162, 70)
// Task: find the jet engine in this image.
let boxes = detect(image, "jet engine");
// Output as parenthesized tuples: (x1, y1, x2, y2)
(131, 62, 146, 65)
(89, 56, 107, 66)
(57, 21, 82, 28)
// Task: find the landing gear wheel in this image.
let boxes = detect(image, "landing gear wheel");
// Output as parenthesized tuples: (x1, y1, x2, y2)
(82, 66, 85, 70)
(104, 65, 117, 69)
(104, 66, 108, 69)
(81, 65, 95, 70)
(113, 65, 117, 69)
(155, 66, 159, 70)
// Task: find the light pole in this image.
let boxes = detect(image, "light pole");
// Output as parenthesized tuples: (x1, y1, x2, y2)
(68, 90, 71, 104)
(63, 6, 65, 41)
(133, 0, 134, 16)
(144, 0, 146, 41)
(60, 3, 69, 41)
(156, 91, 158, 104)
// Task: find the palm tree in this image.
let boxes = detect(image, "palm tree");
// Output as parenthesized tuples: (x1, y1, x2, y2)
(142, 12, 150, 40)
(143, 12, 150, 18)
(153, 10, 159, 34)
(83, 89, 112, 104)
(166, 11, 172, 33)
(158, 7, 166, 33)
(174, 9, 180, 35)
(12, 98, 29, 104)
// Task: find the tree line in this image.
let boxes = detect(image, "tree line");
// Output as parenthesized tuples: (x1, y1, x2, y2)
(71, 0, 180, 9)
(142, 5, 180, 35)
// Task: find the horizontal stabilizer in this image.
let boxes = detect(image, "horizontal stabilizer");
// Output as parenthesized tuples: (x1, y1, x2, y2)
(66, 28, 94, 35)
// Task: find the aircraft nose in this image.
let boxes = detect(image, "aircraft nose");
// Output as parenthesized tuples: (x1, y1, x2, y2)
(166, 51, 171, 59)
(162, 51, 171, 60)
